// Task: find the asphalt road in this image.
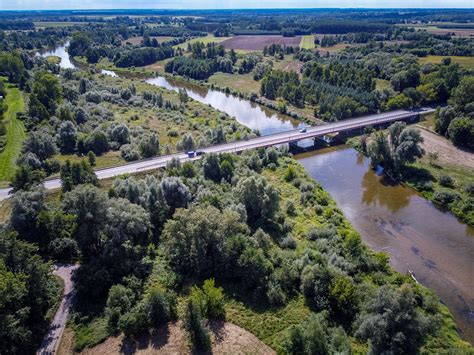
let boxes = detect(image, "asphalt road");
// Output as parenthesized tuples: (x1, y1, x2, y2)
(0, 108, 434, 201)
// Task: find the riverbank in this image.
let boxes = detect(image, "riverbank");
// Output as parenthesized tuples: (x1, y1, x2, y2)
(296, 146, 474, 344)
(347, 127, 474, 226)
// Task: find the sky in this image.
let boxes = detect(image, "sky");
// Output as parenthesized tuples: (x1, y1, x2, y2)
(1, 0, 473, 10)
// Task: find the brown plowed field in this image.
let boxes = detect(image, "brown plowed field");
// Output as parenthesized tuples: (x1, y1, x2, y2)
(221, 35, 302, 50)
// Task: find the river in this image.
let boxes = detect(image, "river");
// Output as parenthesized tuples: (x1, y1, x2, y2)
(297, 146, 474, 343)
(40, 43, 474, 343)
(146, 76, 305, 135)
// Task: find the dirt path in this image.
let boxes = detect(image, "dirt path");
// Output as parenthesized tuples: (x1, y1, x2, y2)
(416, 126, 474, 171)
(37, 264, 79, 355)
(80, 321, 275, 355)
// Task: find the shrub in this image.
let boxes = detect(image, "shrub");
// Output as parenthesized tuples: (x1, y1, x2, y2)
(464, 182, 474, 197)
(190, 279, 226, 320)
(183, 300, 211, 351)
(433, 190, 460, 206)
(438, 175, 455, 188)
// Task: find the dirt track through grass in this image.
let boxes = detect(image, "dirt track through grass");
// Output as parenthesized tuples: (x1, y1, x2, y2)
(0, 85, 26, 182)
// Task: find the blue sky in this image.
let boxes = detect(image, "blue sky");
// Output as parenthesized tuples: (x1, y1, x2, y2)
(2, 0, 473, 10)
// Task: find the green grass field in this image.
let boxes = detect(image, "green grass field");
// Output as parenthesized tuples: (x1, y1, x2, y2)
(0, 84, 26, 183)
(299, 35, 316, 49)
(174, 34, 231, 49)
(208, 72, 261, 94)
(419, 55, 474, 69)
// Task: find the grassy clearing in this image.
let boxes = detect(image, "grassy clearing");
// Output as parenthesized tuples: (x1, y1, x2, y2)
(45, 55, 61, 65)
(273, 54, 304, 73)
(375, 78, 391, 91)
(208, 72, 261, 94)
(73, 317, 109, 352)
(226, 296, 311, 351)
(299, 35, 316, 49)
(419, 55, 474, 69)
(0, 83, 26, 183)
(174, 34, 231, 50)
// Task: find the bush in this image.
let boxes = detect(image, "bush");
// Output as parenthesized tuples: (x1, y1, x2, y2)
(120, 144, 140, 161)
(307, 225, 337, 240)
(183, 300, 211, 351)
(464, 182, 474, 197)
(438, 175, 455, 188)
(433, 190, 460, 206)
(190, 279, 226, 320)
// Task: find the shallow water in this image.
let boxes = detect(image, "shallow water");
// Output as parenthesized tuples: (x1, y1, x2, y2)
(297, 146, 474, 343)
(36, 41, 76, 69)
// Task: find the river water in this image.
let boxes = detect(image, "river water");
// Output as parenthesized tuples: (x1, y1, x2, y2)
(297, 146, 474, 343)
(41, 43, 474, 343)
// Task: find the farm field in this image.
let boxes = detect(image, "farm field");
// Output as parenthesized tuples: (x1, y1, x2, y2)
(174, 34, 231, 49)
(33, 21, 88, 28)
(299, 35, 316, 49)
(407, 24, 474, 37)
(0, 84, 26, 184)
(419, 55, 474, 69)
(221, 35, 302, 51)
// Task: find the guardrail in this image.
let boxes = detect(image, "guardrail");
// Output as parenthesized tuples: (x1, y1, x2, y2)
(37, 109, 433, 183)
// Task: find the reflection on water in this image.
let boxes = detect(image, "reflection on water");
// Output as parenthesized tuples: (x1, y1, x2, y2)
(297, 145, 474, 343)
(36, 41, 76, 69)
(146, 76, 305, 135)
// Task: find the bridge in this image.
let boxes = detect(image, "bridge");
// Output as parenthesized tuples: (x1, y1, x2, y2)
(0, 108, 434, 201)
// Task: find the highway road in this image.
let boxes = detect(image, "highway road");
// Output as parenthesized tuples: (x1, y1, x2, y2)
(0, 108, 434, 201)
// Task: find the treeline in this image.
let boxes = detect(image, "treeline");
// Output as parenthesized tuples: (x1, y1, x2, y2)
(114, 46, 174, 67)
(165, 42, 235, 80)
(5, 147, 471, 353)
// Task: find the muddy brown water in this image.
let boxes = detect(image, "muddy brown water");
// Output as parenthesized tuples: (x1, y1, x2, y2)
(296, 146, 474, 344)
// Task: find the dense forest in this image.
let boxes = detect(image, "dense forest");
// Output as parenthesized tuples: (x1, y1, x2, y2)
(0, 8, 473, 354)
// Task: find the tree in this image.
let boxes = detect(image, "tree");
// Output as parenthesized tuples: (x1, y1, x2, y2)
(69, 33, 91, 57)
(60, 160, 98, 192)
(31, 71, 61, 116)
(107, 123, 130, 146)
(11, 165, 45, 192)
(178, 133, 195, 151)
(57, 121, 77, 154)
(0, 231, 60, 354)
(183, 300, 211, 351)
(190, 279, 226, 320)
(9, 188, 46, 240)
(235, 175, 279, 225)
(435, 106, 457, 136)
(161, 205, 246, 277)
(22, 130, 57, 161)
(62, 185, 107, 260)
(84, 131, 109, 155)
(202, 153, 221, 182)
(356, 284, 432, 354)
(160, 176, 190, 212)
(105, 284, 135, 332)
(139, 133, 159, 158)
(448, 117, 474, 149)
(449, 77, 474, 113)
